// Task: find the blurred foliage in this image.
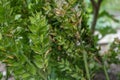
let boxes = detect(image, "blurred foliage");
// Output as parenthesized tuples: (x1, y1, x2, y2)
(85, 0, 120, 36)
(107, 38, 120, 64)
(97, 26, 116, 36)
(0, 0, 100, 80)
(85, 0, 120, 79)
(102, 0, 120, 11)
(0, 72, 2, 79)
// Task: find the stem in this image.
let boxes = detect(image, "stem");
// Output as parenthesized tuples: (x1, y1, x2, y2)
(102, 56, 110, 80)
(5, 65, 8, 80)
(103, 64, 109, 80)
(83, 50, 91, 80)
(90, 0, 103, 34)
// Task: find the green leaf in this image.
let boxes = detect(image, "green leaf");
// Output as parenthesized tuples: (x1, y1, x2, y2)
(22, 73, 30, 78)
(15, 14, 21, 20)
(99, 10, 119, 22)
(0, 33, 2, 40)
(0, 72, 3, 79)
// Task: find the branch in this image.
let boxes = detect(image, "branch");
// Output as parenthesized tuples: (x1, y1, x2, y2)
(98, 0, 103, 6)
(90, 0, 103, 34)
(90, 0, 97, 9)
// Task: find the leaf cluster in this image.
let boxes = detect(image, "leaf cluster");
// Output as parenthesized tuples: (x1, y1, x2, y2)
(0, 0, 99, 80)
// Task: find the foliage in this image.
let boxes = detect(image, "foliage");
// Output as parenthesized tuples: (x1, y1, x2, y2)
(97, 26, 116, 37)
(86, 0, 120, 36)
(106, 38, 120, 64)
(102, 0, 120, 11)
(0, 72, 2, 79)
(0, 0, 100, 80)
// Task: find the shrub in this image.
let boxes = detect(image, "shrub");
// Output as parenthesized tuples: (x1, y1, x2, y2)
(0, 0, 98, 79)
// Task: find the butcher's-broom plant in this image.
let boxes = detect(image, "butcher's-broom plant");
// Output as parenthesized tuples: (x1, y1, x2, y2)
(0, 0, 99, 79)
